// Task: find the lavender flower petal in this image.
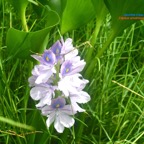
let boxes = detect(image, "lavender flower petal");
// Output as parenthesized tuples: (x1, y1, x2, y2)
(70, 91, 91, 104)
(70, 101, 85, 112)
(61, 38, 74, 54)
(42, 50, 56, 65)
(60, 61, 72, 76)
(32, 65, 56, 84)
(46, 113, 55, 127)
(51, 40, 62, 60)
(54, 115, 64, 133)
(42, 105, 54, 115)
(60, 59, 86, 77)
(28, 75, 37, 87)
(59, 113, 75, 128)
(64, 49, 78, 60)
(58, 74, 88, 96)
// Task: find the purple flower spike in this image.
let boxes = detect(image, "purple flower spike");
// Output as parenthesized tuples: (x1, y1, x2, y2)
(28, 37, 91, 133)
(51, 40, 62, 60)
(42, 50, 56, 65)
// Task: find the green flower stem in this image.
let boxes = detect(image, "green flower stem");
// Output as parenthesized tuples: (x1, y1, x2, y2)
(53, 62, 60, 85)
(20, 8, 28, 32)
(60, 129, 69, 143)
(53, 62, 61, 97)
(56, 62, 60, 82)
(90, 19, 102, 46)
(75, 113, 86, 142)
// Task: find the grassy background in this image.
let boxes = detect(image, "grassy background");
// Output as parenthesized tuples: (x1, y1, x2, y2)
(0, 1, 144, 144)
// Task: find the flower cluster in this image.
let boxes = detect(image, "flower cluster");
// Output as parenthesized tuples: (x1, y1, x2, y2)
(28, 38, 90, 133)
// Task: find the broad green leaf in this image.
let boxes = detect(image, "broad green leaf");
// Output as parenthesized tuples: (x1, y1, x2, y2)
(48, 0, 67, 17)
(6, 10, 59, 59)
(91, 0, 108, 21)
(60, 0, 95, 34)
(39, 6, 60, 28)
(48, 0, 62, 17)
(6, 28, 49, 59)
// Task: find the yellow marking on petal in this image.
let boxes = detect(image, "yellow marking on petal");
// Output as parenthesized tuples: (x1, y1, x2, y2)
(56, 104, 60, 108)
(66, 68, 69, 73)
(56, 48, 59, 54)
(46, 56, 49, 61)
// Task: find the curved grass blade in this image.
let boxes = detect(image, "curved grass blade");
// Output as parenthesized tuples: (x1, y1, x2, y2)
(0, 116, 34, 130)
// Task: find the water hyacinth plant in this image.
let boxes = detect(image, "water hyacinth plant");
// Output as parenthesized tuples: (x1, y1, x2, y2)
(1, 0, 144, 143)
(28, 38, 90, 133)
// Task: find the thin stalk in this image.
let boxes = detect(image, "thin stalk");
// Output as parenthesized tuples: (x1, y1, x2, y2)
(24, 61, 33, 114)
(20, 8, 28, 32)
(85, 19, 102, 65)
(75, 113, 86, 143)
(19, 2, 30, 126)
(96, 29, 117, 58)
(90, 19, 102, 46)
